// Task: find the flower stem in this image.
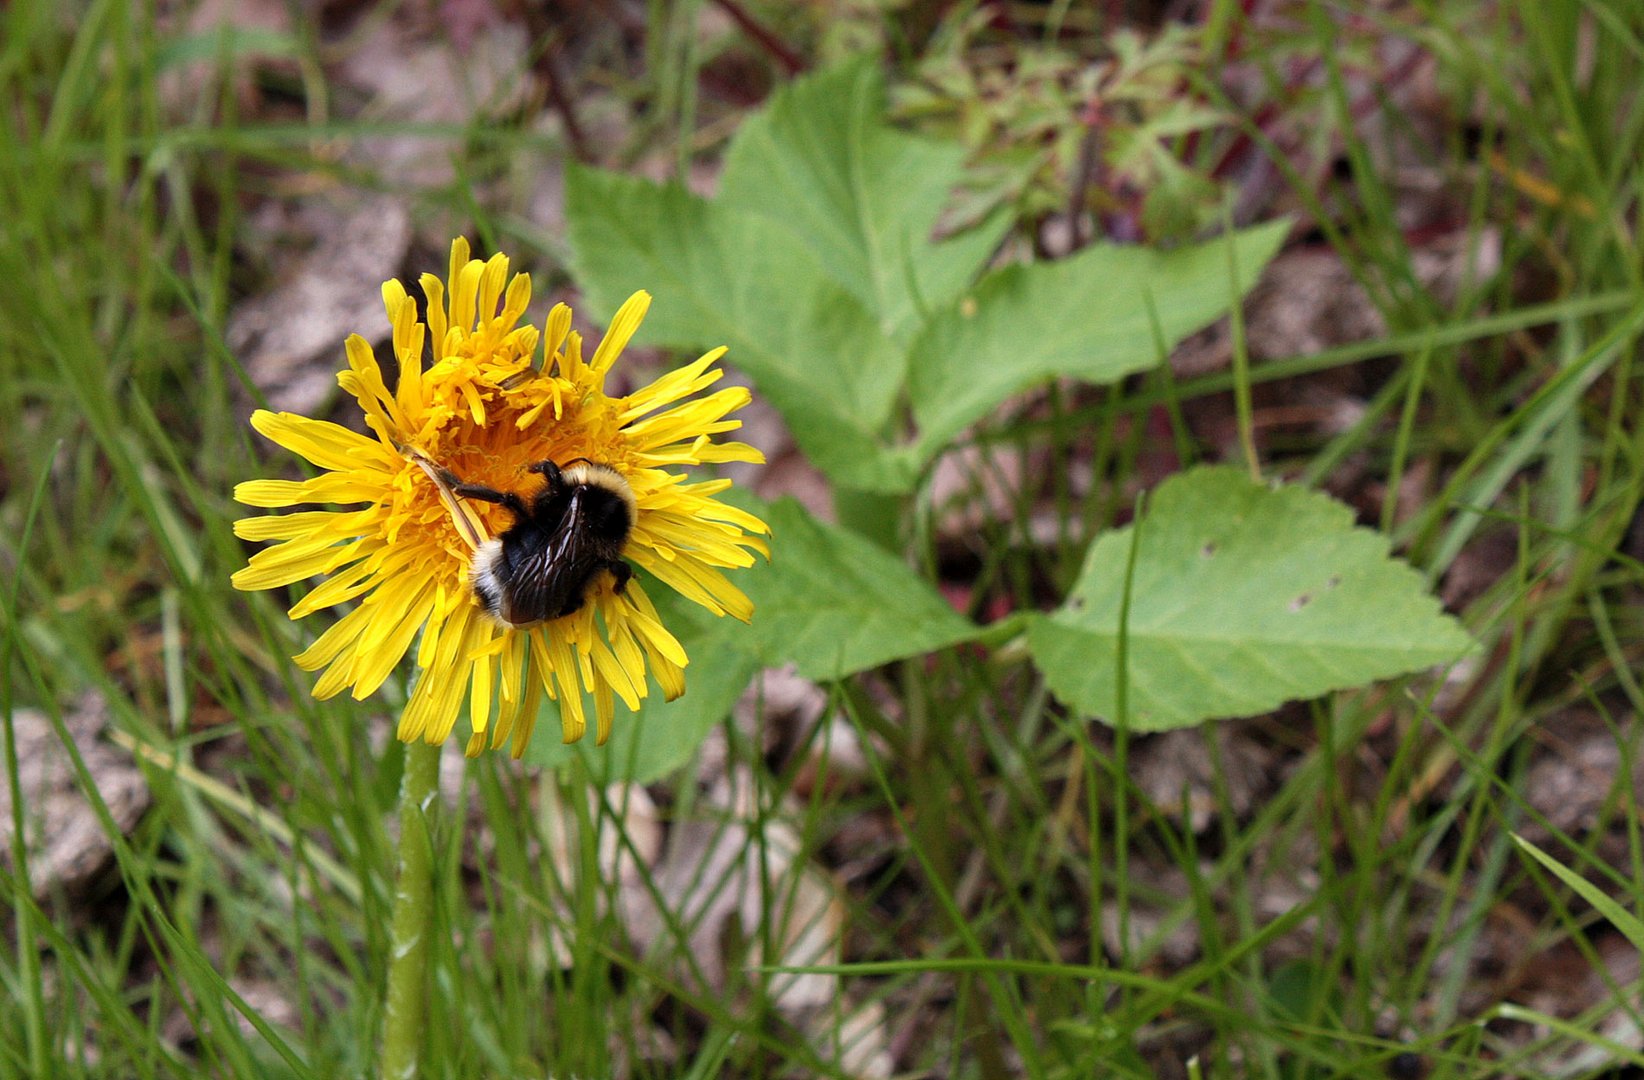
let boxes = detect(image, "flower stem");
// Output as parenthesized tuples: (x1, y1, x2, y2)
(379, 739, 441, 1080)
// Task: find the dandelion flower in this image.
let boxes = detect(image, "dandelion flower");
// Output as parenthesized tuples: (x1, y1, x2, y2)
(233, 239, 769, 757)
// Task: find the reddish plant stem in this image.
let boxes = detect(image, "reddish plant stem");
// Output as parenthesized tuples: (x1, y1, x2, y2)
(711, 0, 806, 75)
(539, 43, 591, 162)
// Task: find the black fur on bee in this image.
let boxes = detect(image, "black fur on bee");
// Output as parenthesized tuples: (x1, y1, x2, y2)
(444, 458, 636, 627)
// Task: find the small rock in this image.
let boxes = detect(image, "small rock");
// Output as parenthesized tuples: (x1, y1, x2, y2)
(0, 698, 149, 899)
(228, 194, 410, 416)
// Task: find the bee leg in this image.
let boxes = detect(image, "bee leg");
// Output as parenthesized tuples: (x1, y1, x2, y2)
(404, 454, 488, 550)
(452, 482, 529, 519)
(526, 459, 564, 489)
(423, 462, 463, 488)
(606, 560, 632, 595)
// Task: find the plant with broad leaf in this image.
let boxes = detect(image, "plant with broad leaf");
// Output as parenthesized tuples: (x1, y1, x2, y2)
(547, 56, 1473, 780)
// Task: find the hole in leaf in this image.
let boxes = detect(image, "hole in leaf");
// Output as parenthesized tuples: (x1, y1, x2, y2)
(1289, 593, 1312, 612)
(1326, 575, 1342, 589)
(1201, 542, 1217, 558)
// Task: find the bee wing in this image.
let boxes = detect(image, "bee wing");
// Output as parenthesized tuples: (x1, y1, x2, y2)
(503, 521, 603, 625)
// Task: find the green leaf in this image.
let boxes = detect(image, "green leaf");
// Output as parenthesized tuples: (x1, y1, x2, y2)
(735, 496, 981, 680)
(564, 166, 918, 492)
(1027, 466, 1475, 731)
(719, 56, 1009, 342)
(907, 220, 1289, 456)
(1513, 833, 1644, 955)
(567, 59, 1283, 495)
(155, 26, 300, 70)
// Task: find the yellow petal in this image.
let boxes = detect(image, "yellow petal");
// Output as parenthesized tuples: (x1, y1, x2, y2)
(468, 639, 495, 739)
(636, 517, 760, 567)
(294, 602, 374, 674)
(619, 583, 690, 668)
(421, 273, 448, 357)
(350, 577, 438, 699)
(688, 500, 771, 536)
(449, 258, 485, 336)
(588, 634, 643, 712)
(589, 291, 651, 376)
(544, 302, 571, 361)
(288, 555, 379, 619)
(498, 273, 532, 332)
(403, 601, 475, 743)
(689, 440, 765, 465)
(417, 654, 471, 745)
(497, 630, 525, 705)
(251, 410, 393, 471)
(234, 508, 372, 543)
(234, 479, 309, 508)
(342, 336, 406, 439)
(400, 659, 443, 744)
(446, 237, 470, 318)
(537, 629, 586, 743)
(392, 296, 425, 413)
(426, 604, 487, 743)
(381, 279, 409, 323)
(652, 653, 685, 701)
(234, 473, 387, 508)
(231, 532, 351, 591)
(593, 683, 615, 746)
(620, 347, 727, 422)
(503, 667, 544, 759)
(624, 387, 749, 445)
(477, 253, 508, 325)
(628, 549, 727, 618)
(605, 619, 650, 700)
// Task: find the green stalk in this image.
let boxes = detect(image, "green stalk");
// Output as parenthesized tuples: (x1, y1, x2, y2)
(1221, 199, 1260, 482)
(379, 739, 442, 1080)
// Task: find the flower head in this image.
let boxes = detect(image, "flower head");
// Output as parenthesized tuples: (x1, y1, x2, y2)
(234, 239, 768, 757)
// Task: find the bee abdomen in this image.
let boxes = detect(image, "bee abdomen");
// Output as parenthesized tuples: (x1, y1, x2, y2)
(470, 539, 508, 621)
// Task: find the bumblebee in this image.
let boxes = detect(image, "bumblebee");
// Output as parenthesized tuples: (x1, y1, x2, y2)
(423, 457, 636, 627)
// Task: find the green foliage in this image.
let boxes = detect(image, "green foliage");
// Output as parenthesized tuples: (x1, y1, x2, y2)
(1264, 959, 1347, 1080)
(728, 496, 980, 678)
(566, 168, 920, 490)
(1514, 834, 1644, 957)
(898, 18, 1234, 239)
(907, 220, 1287, 458)
(718, 56, 1003, 347)
(567, 56, 1281, 493)
(1026, 467, 1475, 730)
(1093, 26, 1235, 240)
